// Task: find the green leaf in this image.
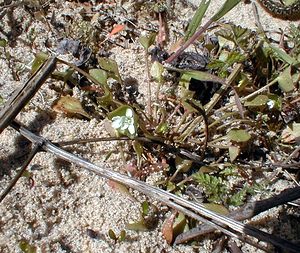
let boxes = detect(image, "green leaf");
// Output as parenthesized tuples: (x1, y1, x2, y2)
(108, 229, 117, 240)
(21, 170, 32, 178)
(155, 122, 169, 134)
(0, 39, 7, 47)
(226, 51, 246, 65)
(216, 24, 251, 47)
(220, 166, 238, 176)
(219, 50, 229, 62)
(89, 68, 113, 108)
(179, 69, 225, 88)
(202, 203, 229, 215)
(141, 201, 149, 216)
(229, 188, 247, 206)
(277, 66, 294, 92)
(89, 69, 108, 86)
(237, 72, 250, 89)
(175, 156, 193, 173)
(184, 0, 210, 41)
(172, 213, 187, 237)
(207, 59, 226, 70)
(162, 212, 176, 244)
(166, 181, 176, 192)
(244, 94, 269, 107)
(211, 0, 241, 22)
(126, 220, 149, 231)
(133, 140, 143, 168)
(216, 27, 236, 44)
(268, 44, 297, 65)
(232, 25, 251, 44)
(52, 96, 90, 118)
(207, 51, 245, 78)
(150, 61, 164, 83)
(31, 52, 48, 74)
(227, 129, 251, 142)
(281, 122, 300, 143)
(245, 94, 282, 111)
(52, 69, 76, 84)
(108, 180, 133, 200)
(97, 92, 113, 108)
(229, 145, 240, 162)
(98, 57, 122, 83)
(139, 32, 156, 50)
(267, 94, 282, 110)
(193, 172, 226, 203)
(199, 166, 219, 173)
(19, 240, 36, 253)
(292, 72, 300, 83)
(119, 230, 126, 241)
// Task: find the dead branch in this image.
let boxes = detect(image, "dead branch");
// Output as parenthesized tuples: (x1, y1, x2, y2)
(4, 120, 299, 253)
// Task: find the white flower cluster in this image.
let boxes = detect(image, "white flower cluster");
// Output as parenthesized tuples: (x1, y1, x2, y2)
(111, 108, 136, 136)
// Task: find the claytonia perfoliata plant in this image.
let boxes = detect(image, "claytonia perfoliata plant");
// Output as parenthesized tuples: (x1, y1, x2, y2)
(110, 106, 138, 138)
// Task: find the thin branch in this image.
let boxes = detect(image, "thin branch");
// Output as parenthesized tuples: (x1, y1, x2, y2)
(55, 136, 207, 166)
(175, 186, 300, 245)
(9, 120, 300, 253)
(0, 57, 57, 134)
(165, 19, 213, 63)
(145, 50, 152, 117)
(0, 144, 40, 202)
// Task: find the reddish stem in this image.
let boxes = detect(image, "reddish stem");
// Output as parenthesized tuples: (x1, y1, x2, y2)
(165, 19, 213, 63)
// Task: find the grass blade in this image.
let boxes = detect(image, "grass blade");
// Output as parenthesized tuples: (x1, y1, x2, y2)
(211, 0, 241, 21)
(184, 0, 211, 41)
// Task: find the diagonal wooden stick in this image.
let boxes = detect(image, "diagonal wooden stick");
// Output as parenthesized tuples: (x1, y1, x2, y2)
(0, 144, 40, 202)
(0, 57, 57, 201)
(175, 186, 300, 244)
(0, 57, 57, 134)
(7, 120, 300, 253)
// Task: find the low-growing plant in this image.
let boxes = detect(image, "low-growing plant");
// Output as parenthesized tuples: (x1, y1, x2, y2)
(3, 0, 299, 249)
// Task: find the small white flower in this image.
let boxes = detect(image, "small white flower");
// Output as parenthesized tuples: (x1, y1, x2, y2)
(267, 100, 275, 109)
(111, 116, 124, 129)
(140, 31, 148, 37)
(111, 108, 136, 136)
(127, 123, 135, 135)
(126, 108, 133, 118)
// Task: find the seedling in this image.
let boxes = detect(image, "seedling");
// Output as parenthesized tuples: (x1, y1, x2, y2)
(108, 229, 126, 242)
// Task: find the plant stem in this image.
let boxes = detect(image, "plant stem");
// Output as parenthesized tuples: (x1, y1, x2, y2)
(165, 19, 213, 63)
(144, 50, 152, 118)
(0, 144, 40, 202)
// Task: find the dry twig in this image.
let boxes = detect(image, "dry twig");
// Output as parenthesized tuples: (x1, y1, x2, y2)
(2, 120, 298, 253)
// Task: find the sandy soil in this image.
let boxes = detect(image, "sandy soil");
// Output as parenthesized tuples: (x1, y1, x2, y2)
(0, 1, 298, 252)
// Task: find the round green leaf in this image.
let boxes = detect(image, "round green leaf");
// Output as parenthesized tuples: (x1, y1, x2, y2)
(227, 129, 251, 142)
(89, 68, 108, 86)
